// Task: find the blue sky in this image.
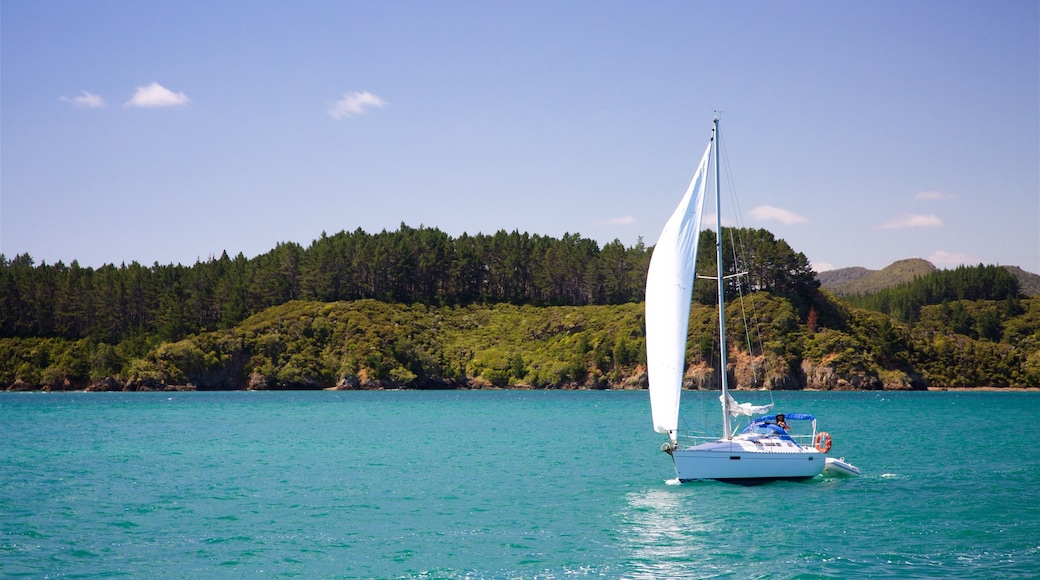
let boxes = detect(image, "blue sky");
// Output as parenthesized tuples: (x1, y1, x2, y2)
(2, 0, 1037, 273)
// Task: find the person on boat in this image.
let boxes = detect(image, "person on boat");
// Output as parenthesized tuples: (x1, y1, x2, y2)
(775, 414, 790, 431)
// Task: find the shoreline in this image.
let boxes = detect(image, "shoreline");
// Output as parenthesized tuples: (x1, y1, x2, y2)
(5, 385, 1039, 393)
(926, 386, 1040, 392)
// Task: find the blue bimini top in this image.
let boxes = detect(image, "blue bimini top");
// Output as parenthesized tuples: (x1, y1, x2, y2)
(754, 413, 816, 423)
(741, 413, 817, 443)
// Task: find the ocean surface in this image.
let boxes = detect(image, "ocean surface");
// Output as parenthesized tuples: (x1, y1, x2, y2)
(2, 389, 1038, 578)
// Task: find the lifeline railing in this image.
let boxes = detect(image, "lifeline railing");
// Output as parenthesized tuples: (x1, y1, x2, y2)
(672, 427, 820, 449)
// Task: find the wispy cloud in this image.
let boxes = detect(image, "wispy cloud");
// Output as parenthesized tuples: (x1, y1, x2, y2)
(879, 213, 942, 229)
(812, 261, 836, 272)
(60, 90, 105, 108)
(748, 205, 809, 225)
(596, 216, 636, 226)
(125, 82, 190, 108)
(329, 91, 387, 120)
(914, 190, 956, 201)
(928, 250, 978, 267)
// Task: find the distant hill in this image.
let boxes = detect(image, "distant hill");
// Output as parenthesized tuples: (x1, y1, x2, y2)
(818, 259, 1040, 296)
(1004, 265, 1040, 296)
(817, 259, 937, 295)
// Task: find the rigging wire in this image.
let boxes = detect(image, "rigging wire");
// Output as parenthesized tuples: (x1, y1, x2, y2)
(717, 128, 773, 407)
(678, 120, 781, 435)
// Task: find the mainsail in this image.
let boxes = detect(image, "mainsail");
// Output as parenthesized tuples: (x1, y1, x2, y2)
(645, 139, 712, 440)
(722, 392, 773, 418)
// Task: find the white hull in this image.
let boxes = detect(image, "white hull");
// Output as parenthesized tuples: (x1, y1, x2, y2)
(672, 438, 825, 484)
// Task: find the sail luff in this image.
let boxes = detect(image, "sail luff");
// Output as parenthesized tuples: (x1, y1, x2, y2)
(645, 138, 713, 439)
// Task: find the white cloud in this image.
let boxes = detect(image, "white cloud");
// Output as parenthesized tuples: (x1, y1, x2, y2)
(879, 213, 942, 229)
(914, 190, 956, 201)
(748, 205, 809, 225)
(928, 250, 978, 267)
(328, 91, 388, 120)
(60, 90, 105, 108)
(702, 212, 738, 228)
(125, 82, 191, 108)
(812, 261, 835, 272)
(596, 216, 636, 226)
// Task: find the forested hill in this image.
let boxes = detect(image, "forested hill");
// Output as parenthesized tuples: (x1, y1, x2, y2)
(819, 259, 1040, 296)
(817, 259, 937, 295)
(1005, 266, 1040, 296)
(3, 225, 1039, 392)
(0, 226, 646, 343)
(0, 224, 816, 344)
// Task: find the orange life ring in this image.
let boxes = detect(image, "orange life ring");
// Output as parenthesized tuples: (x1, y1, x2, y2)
(814, 431, 832, 453)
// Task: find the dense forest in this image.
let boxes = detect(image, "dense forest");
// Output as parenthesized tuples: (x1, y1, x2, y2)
(844, 264, 1022, 325)
(0, 225, 649, 343)
(0, 224, 817, 343)
(2, 224, 1038, 391)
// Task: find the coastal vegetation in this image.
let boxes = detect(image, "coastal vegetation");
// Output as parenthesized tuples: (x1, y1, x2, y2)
(1, 225, 1038, 391)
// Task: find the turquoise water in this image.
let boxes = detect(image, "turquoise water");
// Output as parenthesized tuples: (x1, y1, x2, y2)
(2, 390, 1038, 578)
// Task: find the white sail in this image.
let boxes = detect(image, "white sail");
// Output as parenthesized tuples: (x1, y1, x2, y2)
(645, 140, 712, 438)
(721, 392, 774, 418)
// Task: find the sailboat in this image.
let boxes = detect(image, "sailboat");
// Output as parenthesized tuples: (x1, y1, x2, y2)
(646, 117, 828, 484)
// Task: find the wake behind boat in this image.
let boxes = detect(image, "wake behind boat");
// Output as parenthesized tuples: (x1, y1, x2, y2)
(646, 117, 844, 485)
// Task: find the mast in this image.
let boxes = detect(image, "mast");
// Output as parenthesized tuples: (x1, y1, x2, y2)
(714, 116, 731, 439)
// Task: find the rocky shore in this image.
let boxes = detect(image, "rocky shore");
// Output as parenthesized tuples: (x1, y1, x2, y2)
(1, 359, 938, 393)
